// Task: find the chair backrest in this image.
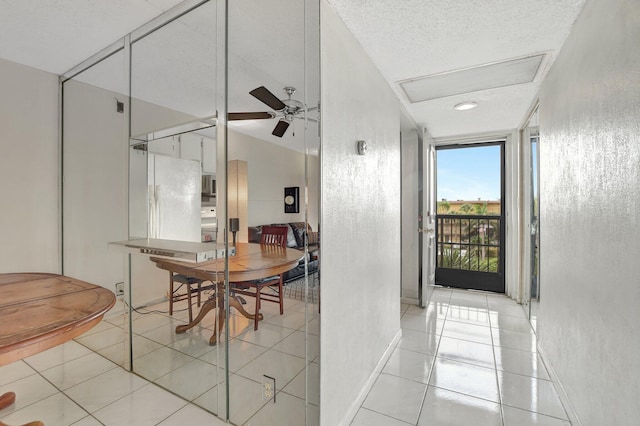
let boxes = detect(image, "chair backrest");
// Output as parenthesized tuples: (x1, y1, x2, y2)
(260, 226, 289, 248)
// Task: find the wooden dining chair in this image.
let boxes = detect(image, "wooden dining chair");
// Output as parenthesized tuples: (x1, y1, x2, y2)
(169, 273, 216, 323)
(231, 225, 288, 330)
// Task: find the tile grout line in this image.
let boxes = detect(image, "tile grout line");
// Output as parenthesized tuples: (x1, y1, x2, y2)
(488, 300, 507, 426)
(411, 293, 450, 425)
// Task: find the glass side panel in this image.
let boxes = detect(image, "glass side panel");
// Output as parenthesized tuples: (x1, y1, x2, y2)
(128, 1, 226, 420)
(61, 45, 131, 369)
(225, 0, 320, 423)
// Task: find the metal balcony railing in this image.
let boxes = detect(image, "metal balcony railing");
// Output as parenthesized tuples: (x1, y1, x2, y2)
(436, 214, 502, 273)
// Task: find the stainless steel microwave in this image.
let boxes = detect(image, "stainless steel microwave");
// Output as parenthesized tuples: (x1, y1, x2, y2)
(202, 175, 216, 196)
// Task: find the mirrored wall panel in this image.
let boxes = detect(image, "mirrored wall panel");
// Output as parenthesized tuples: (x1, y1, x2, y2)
(62, 45, 131, 368)
(62, 0, 319, 423)
(521, 107, 540, 329)
(223, 0, 320, 423)
(128, 0, 228, 418)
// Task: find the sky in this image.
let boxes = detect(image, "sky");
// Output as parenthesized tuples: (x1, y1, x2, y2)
(436, 145, 501, 201)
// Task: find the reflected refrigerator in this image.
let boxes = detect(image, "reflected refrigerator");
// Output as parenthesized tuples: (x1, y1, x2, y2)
(148, 153, 201, 242)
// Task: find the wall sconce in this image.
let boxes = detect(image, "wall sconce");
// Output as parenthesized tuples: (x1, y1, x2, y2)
(357, 140, 368, 155)
(229, 218, 239, 246)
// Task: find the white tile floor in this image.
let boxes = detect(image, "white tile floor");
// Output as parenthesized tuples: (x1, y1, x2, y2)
(1, 287, 569, 426)
(351, 287, 571, 426)
(0, 293, 319, 426)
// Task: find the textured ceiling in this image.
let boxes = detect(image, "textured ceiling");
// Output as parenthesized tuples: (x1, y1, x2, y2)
(0, 0, 317, 152)
(328, 0, 587, 138)
(0, 0, 185, 75)
(0, 0, 587, 141)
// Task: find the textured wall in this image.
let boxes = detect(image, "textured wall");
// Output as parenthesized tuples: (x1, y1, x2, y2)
(538, 0, 640, 424)
(320, 1, 402, 424)
(0, 58, 59, 273)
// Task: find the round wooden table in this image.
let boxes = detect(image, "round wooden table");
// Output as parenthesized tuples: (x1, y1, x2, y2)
(151, 243, 303, 345)
(0, 273, 116, 426)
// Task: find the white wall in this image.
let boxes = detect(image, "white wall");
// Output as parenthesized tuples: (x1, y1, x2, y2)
(320, 2, 402, 425)
(62, 79, 128, 292)
(0, 58, 59, 273)
(538, 0, 640, 424)
(228, 128, 320, 230)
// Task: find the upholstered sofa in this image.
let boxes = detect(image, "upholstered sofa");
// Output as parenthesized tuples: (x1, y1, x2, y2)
(248, 222, 319, 283)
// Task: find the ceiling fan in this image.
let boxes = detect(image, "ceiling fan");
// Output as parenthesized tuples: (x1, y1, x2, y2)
(228, 86, 315, 137)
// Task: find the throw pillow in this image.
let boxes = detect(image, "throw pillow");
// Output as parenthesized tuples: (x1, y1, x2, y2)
(270, 223, 297, 248)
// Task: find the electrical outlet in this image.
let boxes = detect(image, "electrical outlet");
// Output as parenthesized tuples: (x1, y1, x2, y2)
(115, 282, 124, 296)
(262, 375, 276, 403)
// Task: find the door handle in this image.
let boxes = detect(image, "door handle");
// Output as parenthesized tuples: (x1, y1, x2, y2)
(418, 228, 435, 234)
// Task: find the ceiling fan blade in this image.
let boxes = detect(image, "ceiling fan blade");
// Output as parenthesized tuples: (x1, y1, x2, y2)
(272, 120, 290, 137)
(250, 86, 286, 111)
(228, 112, 275, 120)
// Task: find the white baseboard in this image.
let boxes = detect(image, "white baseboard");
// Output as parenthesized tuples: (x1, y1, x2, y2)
(338, 329, 402, 426)
(401, 297, 419, 305)
(537, 343, 582, 426)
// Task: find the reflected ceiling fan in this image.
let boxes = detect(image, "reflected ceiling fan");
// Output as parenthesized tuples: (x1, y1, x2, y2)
(229, 86, 316, 137)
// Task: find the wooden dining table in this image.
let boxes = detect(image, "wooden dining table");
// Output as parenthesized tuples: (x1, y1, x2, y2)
(151, 242, 303, 345)
(0, 273, 116, 426)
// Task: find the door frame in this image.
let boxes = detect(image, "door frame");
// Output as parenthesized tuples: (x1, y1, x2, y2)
(418, 130, 437, 307)
(520, 110, 540, 319)
(434, 141, 506, 293)
(431, 131, 518, 298)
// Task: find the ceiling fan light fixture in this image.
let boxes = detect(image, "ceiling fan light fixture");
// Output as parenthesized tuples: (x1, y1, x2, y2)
(454, 101, 478, 111)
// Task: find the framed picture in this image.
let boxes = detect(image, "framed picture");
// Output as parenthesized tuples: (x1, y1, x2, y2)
(284, 186, 299, 213)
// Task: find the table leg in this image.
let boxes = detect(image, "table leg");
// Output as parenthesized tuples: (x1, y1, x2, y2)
(0, 392, 14, 411)
(229, 295, 264, 322)
(208, 298, 226, 346)
(173, 283, 265, 345)
(175, 298, 217, 335)
(0, 392, 43, 426)
(207, 295, 264, 345)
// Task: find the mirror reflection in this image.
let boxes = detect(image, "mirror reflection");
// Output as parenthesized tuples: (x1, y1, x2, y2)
(522, 107, 539, 329)
(528, 108, 540, 329)
(62, 0, 320, 423)
(127, 0, 226, 417)
(62, 45, 131, 368)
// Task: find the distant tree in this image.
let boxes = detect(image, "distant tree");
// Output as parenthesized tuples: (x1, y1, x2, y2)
(474, 202, 488, 215)
(437, 200, 451, 214)
(459, 204, 473, 214)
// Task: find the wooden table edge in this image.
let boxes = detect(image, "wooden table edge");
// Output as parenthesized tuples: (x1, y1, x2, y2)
(0, 293, 116, 367)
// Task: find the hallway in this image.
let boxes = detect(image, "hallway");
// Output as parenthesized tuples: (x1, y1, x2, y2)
(352, 287, 569, 425)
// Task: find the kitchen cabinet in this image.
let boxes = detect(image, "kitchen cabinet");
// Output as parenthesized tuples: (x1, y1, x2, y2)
(147, 133, 215, 174)
(148, 135, 178, 157)
(178, 133, 201, 163)
(202, 135, 216, 174)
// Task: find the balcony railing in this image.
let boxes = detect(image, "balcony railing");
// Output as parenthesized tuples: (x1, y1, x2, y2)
(436, 214, 501, 273)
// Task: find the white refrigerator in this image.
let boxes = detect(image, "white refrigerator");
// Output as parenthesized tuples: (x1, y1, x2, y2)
(129, 151, 202, 307)
(147, 153, 201, 242)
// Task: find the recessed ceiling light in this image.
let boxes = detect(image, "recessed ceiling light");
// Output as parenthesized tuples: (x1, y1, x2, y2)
(454, 102, 478, 111)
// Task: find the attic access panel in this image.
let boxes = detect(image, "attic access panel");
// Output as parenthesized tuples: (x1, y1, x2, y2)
(399, 54, 545, 102)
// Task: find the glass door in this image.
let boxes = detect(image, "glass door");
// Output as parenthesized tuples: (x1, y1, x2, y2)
(435, 142, 506, 293)
(529, 134, 540, 325)
(520, 106, 540, 325)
